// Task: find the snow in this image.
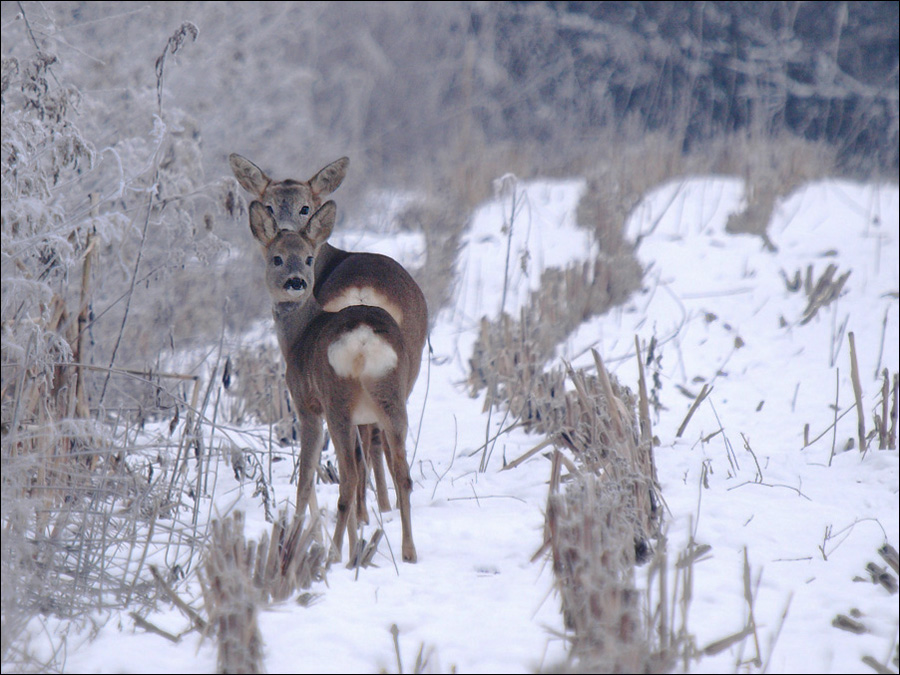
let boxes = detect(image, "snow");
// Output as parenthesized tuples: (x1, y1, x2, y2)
(36, 175, 899, 673)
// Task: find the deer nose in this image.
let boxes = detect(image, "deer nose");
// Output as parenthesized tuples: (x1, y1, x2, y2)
(284, 277, 307, 291)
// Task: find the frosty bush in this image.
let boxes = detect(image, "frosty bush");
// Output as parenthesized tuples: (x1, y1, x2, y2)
(1, 17, 229, 669)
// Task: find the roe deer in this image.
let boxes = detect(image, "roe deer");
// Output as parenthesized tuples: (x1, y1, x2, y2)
(247, 199, 417, 563)
(230, 154, 428, 515)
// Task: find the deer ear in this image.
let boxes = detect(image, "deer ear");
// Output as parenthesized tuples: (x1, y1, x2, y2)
(230, 154, 271, 196)
(309, 157, 349, 197)
(304, 200, 336, 246)
(249, 201, 280, 246)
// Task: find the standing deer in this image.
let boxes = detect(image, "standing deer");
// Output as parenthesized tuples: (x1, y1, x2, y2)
(247, 199, 417, 563)
(230, 154, 428, 517)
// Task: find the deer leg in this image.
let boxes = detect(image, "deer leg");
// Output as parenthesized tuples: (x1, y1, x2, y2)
(353, 428, 370, 526)
(347, 498, 359, 563)
(362, 424, 392, 512)
(296, 412, 325, 521)
(328, 418, 359, 563)
(378, 405, 417, 563)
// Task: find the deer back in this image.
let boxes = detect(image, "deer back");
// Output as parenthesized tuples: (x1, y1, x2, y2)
(248, 201, 411, 420)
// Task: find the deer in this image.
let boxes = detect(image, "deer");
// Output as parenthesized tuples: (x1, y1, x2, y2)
(246, 198, 417, 563)
(229, 154, 428, 519)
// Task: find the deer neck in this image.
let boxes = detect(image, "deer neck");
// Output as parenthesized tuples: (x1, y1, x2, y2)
(312, 242, 352, 295)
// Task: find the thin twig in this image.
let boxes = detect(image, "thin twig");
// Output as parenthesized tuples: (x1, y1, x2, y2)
(130, 612, 180, 643)
(499, 180, 520, 316)
(829, 367, 842, 466)
(409, 336, 433, 467)
(741, 433, 763, 483)
(98, 156, 156, 407)
(149, 565, 207, 631)
(726, 480, 812, 500)
(861, 655, 895, 675)
(743, 548, 762, 667)
(430, 415, 458, 500)
(502, 435, 556, 471)
(634, 335, 653, 448)
(16, 1, 61, 86)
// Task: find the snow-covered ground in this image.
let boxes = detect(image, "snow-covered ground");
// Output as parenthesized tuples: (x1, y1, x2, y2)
(43, 175, 898, 673)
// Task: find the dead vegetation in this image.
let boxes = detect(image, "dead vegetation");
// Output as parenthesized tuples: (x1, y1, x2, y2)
(0, 21, 244, 671)
(467, 257, 642, 435)
(198, 511, 327, 674)
(397, 199, 468, 330)
(537, 346, 669, 671)
(464, 172, 680, 668)
(722, 134, 839, 252)
(831, 544, 899, 673)
(224, 344, 295, 438)
(780, 262, 853, 326)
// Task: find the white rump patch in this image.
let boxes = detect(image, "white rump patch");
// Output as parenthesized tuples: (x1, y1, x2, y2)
(327, 324, 398, 380)
(323, 287, 404, 326)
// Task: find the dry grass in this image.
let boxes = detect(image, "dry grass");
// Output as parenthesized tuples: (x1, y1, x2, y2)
(1, 249, 200, 667)
(463, 149, 743, 669)
(199, 510, 327, 673)
(831, 545, 899, 673)
(396, 199, 469, 328)
(537, 347, 666, 671)
(467, 256, 643, 438)
(464, 177, 668, 667)
(718, 134, 838, 251)
(547, 475, 665, 672)
(224, 344, 293, 430)
(780, 263, 853, 326)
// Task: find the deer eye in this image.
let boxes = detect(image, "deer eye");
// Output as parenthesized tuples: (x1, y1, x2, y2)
(299, 205, 310, 216)
(305, 256, 314, 266)
(273, 255, 283, 266)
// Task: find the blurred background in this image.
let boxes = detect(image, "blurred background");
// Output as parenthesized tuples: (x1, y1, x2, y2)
(10, 2, 896, 180)
(3, 1, 897, 375)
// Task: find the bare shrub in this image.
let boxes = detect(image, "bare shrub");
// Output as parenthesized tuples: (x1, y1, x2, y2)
(1, 19, 229, 669)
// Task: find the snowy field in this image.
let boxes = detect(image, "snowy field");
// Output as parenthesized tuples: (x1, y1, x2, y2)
(43, 175, 898, 674)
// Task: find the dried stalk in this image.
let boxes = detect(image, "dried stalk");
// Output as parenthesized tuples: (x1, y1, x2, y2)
(676, 384, 712, 438)
(848, 332, 867, 455)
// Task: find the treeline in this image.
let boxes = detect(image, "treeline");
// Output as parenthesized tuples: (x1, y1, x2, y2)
(484, 2, 898, 176)
(7, 1, 893, 190)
